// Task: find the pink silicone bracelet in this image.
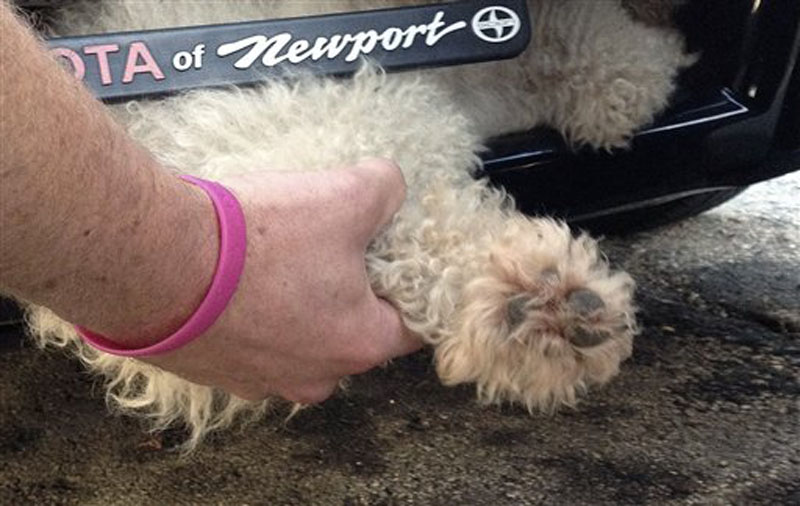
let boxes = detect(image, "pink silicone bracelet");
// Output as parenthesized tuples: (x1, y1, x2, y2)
(76, 175, 247, 357)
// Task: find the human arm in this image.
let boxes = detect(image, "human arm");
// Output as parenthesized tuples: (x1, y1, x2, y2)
(0, 2, 420, 403)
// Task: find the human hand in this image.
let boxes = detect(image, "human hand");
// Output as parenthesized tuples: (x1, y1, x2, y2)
(0, 4, 418, 405)
(146, 159, 422, 404)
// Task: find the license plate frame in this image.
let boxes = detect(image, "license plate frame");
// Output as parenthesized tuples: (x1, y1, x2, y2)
(46, 1, 531, 102)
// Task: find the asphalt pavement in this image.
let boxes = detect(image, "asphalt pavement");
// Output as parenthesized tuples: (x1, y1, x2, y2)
(1, 173, 798, 505)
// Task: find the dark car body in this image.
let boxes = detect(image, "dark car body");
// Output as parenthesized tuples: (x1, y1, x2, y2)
(482, 0, 799, 233)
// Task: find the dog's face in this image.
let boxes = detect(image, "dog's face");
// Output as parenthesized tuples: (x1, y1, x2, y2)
(434, 216, 636, 409)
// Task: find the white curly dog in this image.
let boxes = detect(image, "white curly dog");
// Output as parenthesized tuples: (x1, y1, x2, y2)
(27, 0, 693, 447)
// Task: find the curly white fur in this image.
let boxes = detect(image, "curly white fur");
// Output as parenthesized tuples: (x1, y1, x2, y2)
(27, 0, 687, 447)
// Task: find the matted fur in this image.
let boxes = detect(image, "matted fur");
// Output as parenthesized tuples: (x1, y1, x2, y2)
(28, 0, 686, 447)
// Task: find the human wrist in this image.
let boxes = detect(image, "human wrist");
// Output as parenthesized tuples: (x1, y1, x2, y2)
(41, 158, 221, 348)
(77, 174, 248, 356)
(85, 168, 221, 347)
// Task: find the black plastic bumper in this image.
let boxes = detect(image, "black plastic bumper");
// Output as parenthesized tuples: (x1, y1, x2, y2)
(482, 0, 800, 224)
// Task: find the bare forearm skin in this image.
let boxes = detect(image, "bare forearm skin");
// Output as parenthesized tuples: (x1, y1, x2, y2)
(0, 2, 217, 346)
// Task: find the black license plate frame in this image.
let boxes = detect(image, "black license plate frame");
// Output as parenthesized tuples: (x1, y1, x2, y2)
(46, 1, 531, 102)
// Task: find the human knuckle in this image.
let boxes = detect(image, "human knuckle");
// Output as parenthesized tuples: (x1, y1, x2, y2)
(355, 159, 404, 198)
(357, 157, 395, 175)
(333, 171, 371, 211)
(375, 161, 406, 197)
(382, 160, 406, 194)
(339, 165, 370, 191)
